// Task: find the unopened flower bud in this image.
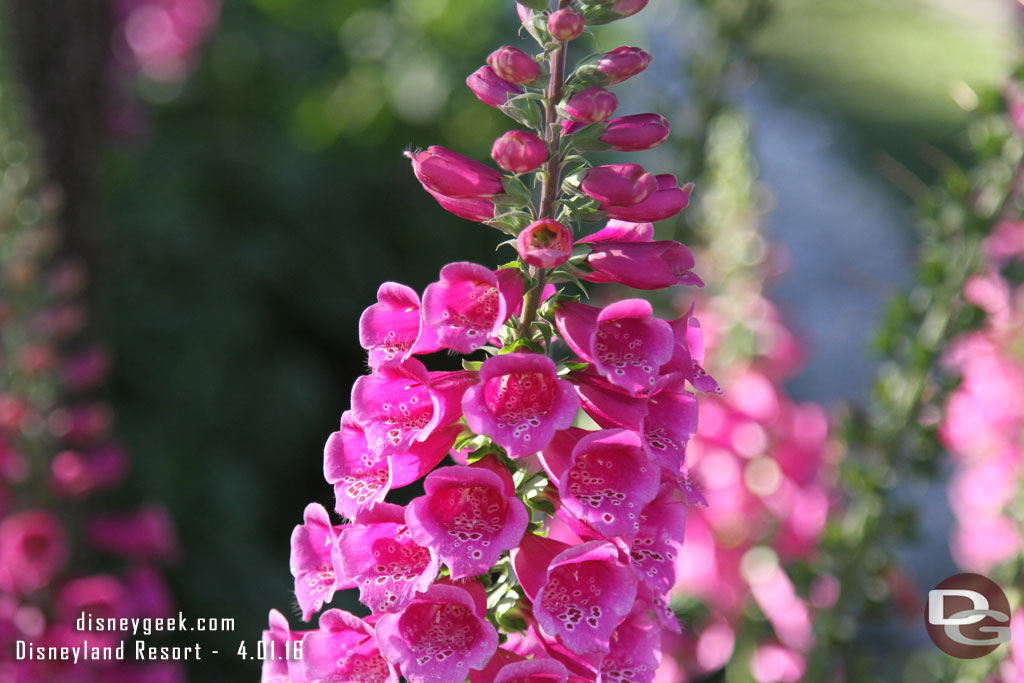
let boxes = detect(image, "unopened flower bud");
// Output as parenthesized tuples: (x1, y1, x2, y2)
(487, 46, 541, 85)
(491, 130, 549, 173)
(517, 219, 573, 268)
(596, 46, 652, 85)
(466, 66, 523, 109)
(409, 146, 505, 199)
(581, 163, 658, 206)
(548, 8, 585, 41)
(564, 87, 618, 123)
(600, 113, 671, 151)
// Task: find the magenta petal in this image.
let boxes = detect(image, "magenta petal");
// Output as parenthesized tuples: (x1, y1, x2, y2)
(462, 353, 579, 459)
(574, 370, 648, 431)
(538, 427, 589, 484)
(644, 374, 698, 470)
(510, 533, 572, 602)
(359, 282, 438, 369)
(584, 241, 702, 290)
(534, 540, 638, 654)
(604, 177, 691, 223)
(630, 486, 686, 594)
(375, 584, 499, 683)
(559, 429, 660, 538)
(553, 301, 601, 362)
(351, 360, 436, 457)
(663, 307, 721, 394)
(337, 503, 439, 613)
(261, 609, 309, 683)
(300, 609, 398, 683)
(496, 268, 526, 318)
(405, 466, 529, 578)
(591, 299, 675, 395)
(426, 187, 497, 223)
(389, 422, 463, 488)
(577, 219, 654, 244)
(422, 262, 512, 354)
(324, 412, 392, 520)
(495, 658, 569, 683)
(290, 503, 343, 621)
(599, 603, 662, 683)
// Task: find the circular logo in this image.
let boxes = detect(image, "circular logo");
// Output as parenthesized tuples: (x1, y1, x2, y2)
(924, 573, 1011, 658)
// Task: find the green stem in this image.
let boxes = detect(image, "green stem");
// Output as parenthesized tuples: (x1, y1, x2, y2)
(518, 1, 571, 340)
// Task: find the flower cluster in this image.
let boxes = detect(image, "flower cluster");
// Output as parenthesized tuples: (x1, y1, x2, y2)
(264, 2, 714, 682)
(0, 88, 181, 680)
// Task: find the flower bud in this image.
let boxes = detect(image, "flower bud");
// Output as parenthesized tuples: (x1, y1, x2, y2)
(491, 130, 549, 173)
(604, 174, 692, 222)
(584, 0, 650, 24)
(610, 0, 649, 18)
(581, 163, 658, 206)
(564, 87, 618, 123)
(409, 146, 505, 199)
(548, 8, 585, 41)
(466, 66, 524, 109)
(600, 113, 671, 151)
(487, 46, 541, 85)
(517, 219, 573, 268)
(596, 46, 652, 84)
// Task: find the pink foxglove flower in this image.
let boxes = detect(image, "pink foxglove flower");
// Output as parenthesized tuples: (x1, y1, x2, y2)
(462, 353, 579, 458)
(548, 8, 585, 42)
(289, 503, 344, 621)
(375, 583, 499, 683)
(556, 299, 674, 395)
(337, 503, 440, 613)
(491, 130, 549, 173)
(85, 505, 178, 562)
(540, 428, 659, 537)
(584, 240, 702, 290)
(300, 609, 398, 683)
(564, 87, 618, 123)
(581, 163, 658, 206)
(359, 282, 438, 369)
(425, 188, 496, 223)
(422, 262, 523, 353)
(350, 358, 471, 457)
(600, 113, 671, 152)
(604, 174, 691, 222)
(600, 603, 662, 683)
(663, 304, 721, 393)
(406, 463, 529, 578)
(517, 219, 573, 268)
(487, 46, 541, 85)
(261, 609, 309, 683)
(596, 46, 653, 85)
(514, 536, 638, 654)
(630, 486, 688, 594)
(467, 66, 524, 109)
(410, 146, 505, 199)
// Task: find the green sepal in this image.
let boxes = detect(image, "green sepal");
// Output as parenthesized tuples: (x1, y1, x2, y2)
(501, 93, 544, 130)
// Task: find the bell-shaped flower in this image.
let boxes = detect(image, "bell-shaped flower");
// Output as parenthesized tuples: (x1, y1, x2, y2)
(599, 113, 671, 152)
(410, 146, 505, 199)
(582, 164, 657, 207)
(359, 283, 439, 370)
(630, 486, 687, 595)
(462, 353, 579, 458)
(492, 130, 549, 173)
(599, 602, 662, 683)
(540, 428, 659, 538)
(584, 240, 703, 290)
(351, 359, 473, 457)
(469, 647, 570, 683)
(487, 46, 541, 85)
(324, 411, 462, 520)
(0, 510, 68, 593)
(375, 583, 499, 683)
(289, 503, 345, 621)
(556, 299, 674, 395)
(300, 609, 398, 683)
(604, 175, 691, 223)
(337, 503, 440, 613)
(513, 535, 638, 654)
(406, 463, 529, 578)
(517, 219, 573, 269)
(422, 263, 523, 354)
(467, 66, 524, 109)
(662, 304, 721, 393)
(261, 609, 310, 683)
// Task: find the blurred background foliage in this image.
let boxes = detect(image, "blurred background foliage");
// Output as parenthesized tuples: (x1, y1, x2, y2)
(11, 0, 1001, 679)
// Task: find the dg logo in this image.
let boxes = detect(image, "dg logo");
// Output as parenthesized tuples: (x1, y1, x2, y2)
(925, 573, 1011, 658)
